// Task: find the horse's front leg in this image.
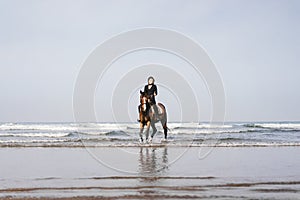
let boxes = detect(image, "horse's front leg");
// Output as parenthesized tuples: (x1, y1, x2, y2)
(145, 121, 151, 141)
(139, 122, 144, 142)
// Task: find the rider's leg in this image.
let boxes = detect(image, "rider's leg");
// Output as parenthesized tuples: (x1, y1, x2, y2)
(153, 104, 159, 118)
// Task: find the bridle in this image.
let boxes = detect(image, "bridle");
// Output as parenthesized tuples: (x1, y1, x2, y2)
(140, 95, 149, 113)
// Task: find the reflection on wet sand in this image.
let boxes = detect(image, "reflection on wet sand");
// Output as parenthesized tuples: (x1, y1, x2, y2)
(138, 147, 169, 180)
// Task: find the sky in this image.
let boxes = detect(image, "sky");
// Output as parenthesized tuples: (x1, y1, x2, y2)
(0, 0, 299, 122)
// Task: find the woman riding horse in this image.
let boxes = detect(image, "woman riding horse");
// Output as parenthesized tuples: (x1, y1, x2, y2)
(138, 76, 158, 119)
(138, 76, 168, 143)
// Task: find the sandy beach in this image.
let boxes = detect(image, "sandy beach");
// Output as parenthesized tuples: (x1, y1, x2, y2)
(1, 0, 300, 199)
(1, 146, 300, 199)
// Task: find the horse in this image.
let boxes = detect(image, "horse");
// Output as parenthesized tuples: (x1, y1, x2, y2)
(138, 90, 168, 143)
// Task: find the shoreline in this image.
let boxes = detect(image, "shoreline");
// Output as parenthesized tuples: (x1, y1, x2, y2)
(1, 143, 300, 148)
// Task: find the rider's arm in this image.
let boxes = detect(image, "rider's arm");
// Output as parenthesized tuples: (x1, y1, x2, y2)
(154, 85, 157, 96)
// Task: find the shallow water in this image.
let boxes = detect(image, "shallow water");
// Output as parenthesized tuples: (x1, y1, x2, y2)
(0, 147, 299, 199)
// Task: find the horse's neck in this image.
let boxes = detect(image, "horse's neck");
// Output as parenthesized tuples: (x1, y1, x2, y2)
(140, 103, 150, 114)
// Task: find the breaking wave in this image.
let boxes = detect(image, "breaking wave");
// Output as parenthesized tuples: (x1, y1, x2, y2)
(0, 122, 299, 147)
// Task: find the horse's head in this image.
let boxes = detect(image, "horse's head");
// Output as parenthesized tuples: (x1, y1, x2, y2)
(140, 90, 149, 112)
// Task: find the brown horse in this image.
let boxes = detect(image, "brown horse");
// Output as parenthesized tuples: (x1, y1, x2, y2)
(139, 90, 168, 143)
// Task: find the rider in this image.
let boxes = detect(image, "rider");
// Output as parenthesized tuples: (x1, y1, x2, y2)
(138, 76, 159, 120)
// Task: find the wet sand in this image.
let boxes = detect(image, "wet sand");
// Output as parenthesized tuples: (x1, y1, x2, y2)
(0, 146, 300, 199)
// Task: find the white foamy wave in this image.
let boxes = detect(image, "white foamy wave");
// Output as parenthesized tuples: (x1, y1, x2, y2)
(211, 142, 300, 147)
(168, 123, 233, 130)
(0, 132, 73, 138)
(169, 127, 256, 135)
(247, 123, 300, 130)
(197, 124, 233, 129)
(0, 138, 76, 144)
(77, 123, 129, 130)
(167, 122, 199, 129)
(0, 122, 299, 148)
(1, 139, 300, 148)
(0, 123, 77, 131)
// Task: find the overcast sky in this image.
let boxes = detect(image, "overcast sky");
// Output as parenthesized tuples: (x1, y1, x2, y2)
(0, 0, 299, 122)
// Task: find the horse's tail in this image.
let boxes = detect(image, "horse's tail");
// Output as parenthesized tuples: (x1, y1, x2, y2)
(157, 102, 165, 110)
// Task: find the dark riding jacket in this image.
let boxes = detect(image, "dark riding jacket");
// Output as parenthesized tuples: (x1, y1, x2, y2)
(144, 84, 157, 104)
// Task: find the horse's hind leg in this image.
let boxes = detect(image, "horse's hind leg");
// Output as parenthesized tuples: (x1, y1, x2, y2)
(160, 118, 168, 139)
(150, 122, 157, 138)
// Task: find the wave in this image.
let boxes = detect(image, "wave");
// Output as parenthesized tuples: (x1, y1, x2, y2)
(0, 123, 136, 136)
(170, 128, 261, 135)
(244, 123, 300, 130)
(0, 122, 299, 148)
(170, 123, 233, 130)
(1, 122, 299, 133)
(0, 132, 74, 138)
(0, 130, 130, 139)
(105, 130, 129, 136)
(0, 123, 77, 131)
(1, 139, 300, 148)
(1, 127, 295, 138)
(218, 137, 245, 141)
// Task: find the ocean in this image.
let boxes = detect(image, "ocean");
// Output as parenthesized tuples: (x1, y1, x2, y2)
(0, 121, 300, 147)
(1, 121, 300, 199)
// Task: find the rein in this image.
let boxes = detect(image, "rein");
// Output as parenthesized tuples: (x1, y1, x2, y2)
(140, 102, 149, 114)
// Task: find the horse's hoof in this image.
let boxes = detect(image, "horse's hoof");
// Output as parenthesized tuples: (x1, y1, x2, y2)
(161, 138, 167, 143)
(139, 138, 144, 143)
(148, 137, 153, 144)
